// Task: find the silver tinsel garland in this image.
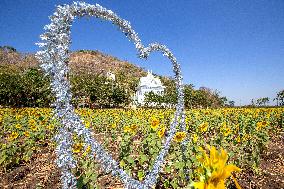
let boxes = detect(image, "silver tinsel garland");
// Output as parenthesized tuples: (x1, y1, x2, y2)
(36, 2, 188, 188)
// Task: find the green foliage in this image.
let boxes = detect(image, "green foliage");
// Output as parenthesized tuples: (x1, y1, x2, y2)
(70, 73, 130, 108)
(0, 66, 52, 107)
(275, 90, 284, 106)
(0, 46, 17, 52)
(256, 97, 270, 106)
(144, 84, 228, 109)
(0, 65, 131, 108)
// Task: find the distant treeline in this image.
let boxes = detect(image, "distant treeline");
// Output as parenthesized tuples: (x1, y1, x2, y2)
(0, 66, 131, 108)
(0, 65, 230, 108)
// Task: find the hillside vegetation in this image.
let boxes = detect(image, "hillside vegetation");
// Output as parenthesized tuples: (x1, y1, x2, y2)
(0, 46, 228, 108)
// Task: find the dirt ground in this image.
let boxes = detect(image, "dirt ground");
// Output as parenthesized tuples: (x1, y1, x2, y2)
(0, 132, 283, 189)
(237, 131, 284, 189)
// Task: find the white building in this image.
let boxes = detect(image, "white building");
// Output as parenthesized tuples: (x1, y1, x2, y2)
(133, 70, 165, 105)
(106, 71, 116, 81)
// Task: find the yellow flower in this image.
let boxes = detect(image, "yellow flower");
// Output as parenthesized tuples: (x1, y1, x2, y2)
(8, 132, 19, 141)
(111, 123, 117, 128)
(16, 115, 22, 120)
(82, 145, 91, 157)
(192, 146, 242, 189)
(15, 124, 22, 129)
(192, 134, 198, 143)
(130, 124, 138, 133)
(151, 118, 160, 130)
(256, 121, 268, 131)
(24, 131, 30, 137)
(124, 126, 131, 133)
(199, 122, 209, 133)
(84, 121, 91, 128)
(236, 136, 241, 143)
(173, 132, 186, 142)
(29, 119, 36, 125)
(124, 124, 138, 134)
(73, 143, 83, 153)
(47, 124, 54, 130)
(157, 126, 166, 138)
(86, 145, 91, 153)
(223, 127, 231, 137)
(30, 124, 38, 131)
(242, 134, 250, 142)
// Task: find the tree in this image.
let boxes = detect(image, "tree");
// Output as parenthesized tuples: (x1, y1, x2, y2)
(184, 84, 195, 108)
(144, 91, 163, 107)
(251, 99, 255, 106)
(262, 97, 269, 106)
(275, 90, 284, 106)
(256, 97, 269, 106)
(219, 96, 228, 107)
(0, 45, 17, 52)
(228, 100, 235, 107)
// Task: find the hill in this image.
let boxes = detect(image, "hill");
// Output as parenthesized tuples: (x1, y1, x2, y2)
(70, 50, 146, 78)
(0, 46, 228, 108)
(0, 47, 147, 78)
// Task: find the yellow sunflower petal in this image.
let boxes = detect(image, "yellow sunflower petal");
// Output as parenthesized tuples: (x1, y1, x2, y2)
(210, 146, 217, 164)
(214, 180, 226, 189)
(192, 181, 206, 189)
(222, 164, 241, 179)
(219, 148, 228, 165)
(232, 175, 242, 189)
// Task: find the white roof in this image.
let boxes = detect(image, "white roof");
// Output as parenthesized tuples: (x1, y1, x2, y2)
(139, 71, 165, 88)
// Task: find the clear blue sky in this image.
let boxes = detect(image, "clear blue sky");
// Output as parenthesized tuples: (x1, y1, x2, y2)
(0, 0, 283, 105)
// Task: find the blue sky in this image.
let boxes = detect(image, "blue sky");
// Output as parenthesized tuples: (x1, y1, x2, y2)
(0, 0, 283, 105)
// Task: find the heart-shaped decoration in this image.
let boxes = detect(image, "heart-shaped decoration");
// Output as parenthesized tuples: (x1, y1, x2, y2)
(36, 2, 187, 189)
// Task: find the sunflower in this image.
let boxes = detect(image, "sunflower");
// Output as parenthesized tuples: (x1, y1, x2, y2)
(173, 131, 186, 142)
(111, 123, 117, 128)
(199, 122, 209, 133)
(192, 146, 241, 189)
(30, 124, 38, 131)
(47, 124, 54, 130)
(73, 143, 83, 153)
(151, 118, 160, 130)
(124, 124, 138, 134)
(256, 121, 268, 131)
(84, 120, 91, 128)
(124, 126, 131, 133)
(192, 134, 198, 143)
(8, 131, 19, 141)
(24, 131, 30, 138)
(223, 127, 231, 137)
(15, 124, 22, 129)
(157, 126, 166, 138)
(28, 119, 36, 125)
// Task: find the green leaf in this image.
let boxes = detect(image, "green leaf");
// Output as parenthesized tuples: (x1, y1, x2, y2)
(126, 156, 135, 165)
(120, 160, 126, 168)
(174, 161, 185, 169)
(139, 154, 148, 164)
(170, 178, 178, 188)
(165, 166, 171, 173)
(164, 179, 170, 187)
(138, 170, 144, 181)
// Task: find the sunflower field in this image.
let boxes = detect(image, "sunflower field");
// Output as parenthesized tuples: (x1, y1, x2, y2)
(0, 107, 283, 188)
